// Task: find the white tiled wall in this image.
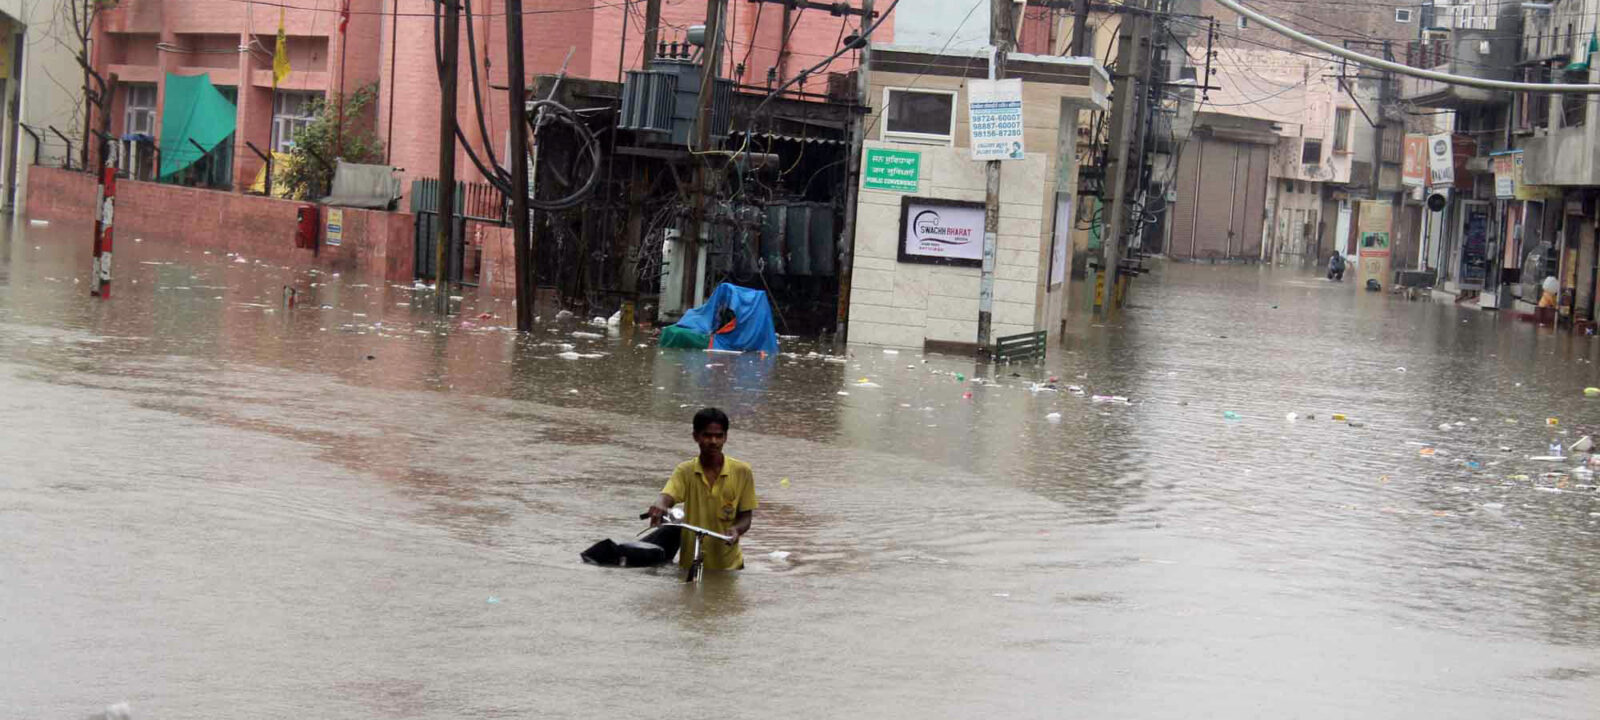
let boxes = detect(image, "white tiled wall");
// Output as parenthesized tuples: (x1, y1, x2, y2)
(848, 141, 1049, 348)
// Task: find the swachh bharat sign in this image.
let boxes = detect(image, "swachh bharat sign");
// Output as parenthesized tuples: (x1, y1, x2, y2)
(863, 148, 921, 192)
(969, 78, 1025, 161)
(897, 197, 985, 268)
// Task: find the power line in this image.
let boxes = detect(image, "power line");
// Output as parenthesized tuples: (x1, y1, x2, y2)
(1212, 0, 1600, 92)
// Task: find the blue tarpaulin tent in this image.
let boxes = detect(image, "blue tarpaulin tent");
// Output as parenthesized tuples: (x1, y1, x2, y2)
(658, 283, 780, 355)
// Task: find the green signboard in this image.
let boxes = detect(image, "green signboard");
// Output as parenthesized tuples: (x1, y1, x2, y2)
(863, 148, 920, 193)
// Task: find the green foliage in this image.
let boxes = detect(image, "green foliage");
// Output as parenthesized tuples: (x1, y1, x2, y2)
(280, 83, 386, 200)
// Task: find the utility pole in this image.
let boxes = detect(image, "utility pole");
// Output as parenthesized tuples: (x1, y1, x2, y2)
(681, 0, 726, 313)
(434, 0, 461, 315)
(976, 0, 1018, 350)
(1070, 0, 1089, 56)
(620, 0, 664, 331)
(643, 0, 663, 64)
(506, 0, 534, 331)
(835, 0, 873, 344)
(1097, 0, 1149, 313)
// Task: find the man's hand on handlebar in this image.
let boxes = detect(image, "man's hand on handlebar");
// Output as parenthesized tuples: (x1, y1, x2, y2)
(644, 494, 676, 526)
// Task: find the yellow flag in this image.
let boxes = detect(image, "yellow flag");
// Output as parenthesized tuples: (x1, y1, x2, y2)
(273, 9, 291, 86)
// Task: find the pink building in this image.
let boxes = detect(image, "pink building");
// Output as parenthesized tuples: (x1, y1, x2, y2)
(93, 0, 887, 194)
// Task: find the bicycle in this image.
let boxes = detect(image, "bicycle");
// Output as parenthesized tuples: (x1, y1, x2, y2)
(638, 506, 733, 583)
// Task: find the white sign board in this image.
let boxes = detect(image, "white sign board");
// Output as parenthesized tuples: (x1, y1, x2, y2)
(898, 198, 986, 267)
(1427, 132, 1454, 188)
(1050, 194, 1071, 288)
(968, 78, 1025, 161)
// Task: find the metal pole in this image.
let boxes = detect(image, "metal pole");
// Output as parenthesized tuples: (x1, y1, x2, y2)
(835, 0, 873, 345)
(506, 0, 535, 331)
(977, 0, 1016, 351)
(386, 0, 398, 164)
(682, 0, 726, 313)
(435, 0, 461, 313)
(1070, 0, 1088, 56)
(91, 135, 115, 298)
(337, 0, 349, 159)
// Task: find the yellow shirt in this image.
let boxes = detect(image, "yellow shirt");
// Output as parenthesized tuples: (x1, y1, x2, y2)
(661, 456, 758, 570)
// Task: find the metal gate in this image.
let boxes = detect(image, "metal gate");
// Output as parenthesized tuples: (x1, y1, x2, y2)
(411, 179, 507, 284)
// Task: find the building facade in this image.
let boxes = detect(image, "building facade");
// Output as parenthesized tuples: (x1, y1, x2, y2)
(88, 0, 880, 195)
(847, 46, 1108, 348)
(0, 0, 89, 211)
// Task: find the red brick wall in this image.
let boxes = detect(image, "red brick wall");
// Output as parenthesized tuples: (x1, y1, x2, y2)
(26, 166, 414, 282)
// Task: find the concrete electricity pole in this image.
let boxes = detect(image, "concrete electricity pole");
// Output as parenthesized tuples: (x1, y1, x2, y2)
(976, 0, 1018, 350)
(506, 0, 534, 331)
(434, 0, 461, 315)
(681, 0, 727, 313)
(836, 0, 874, 344)
(1097, 0, 1149, 313)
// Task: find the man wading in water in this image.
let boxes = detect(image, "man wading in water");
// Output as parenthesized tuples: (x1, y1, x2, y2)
(645, 408, 758, 570)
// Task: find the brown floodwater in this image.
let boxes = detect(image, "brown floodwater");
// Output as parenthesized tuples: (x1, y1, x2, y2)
(2, 218, 1598, 719)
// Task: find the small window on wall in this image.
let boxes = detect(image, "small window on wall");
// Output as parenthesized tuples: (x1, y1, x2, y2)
(271, 91, 322, 153)
(123, 85, 157, 136)
(1395, 8, 1413, 23)
(1333, 109, 1351, 152)
(883, 88, 956, 144)
(1302, 138, 1322, 164)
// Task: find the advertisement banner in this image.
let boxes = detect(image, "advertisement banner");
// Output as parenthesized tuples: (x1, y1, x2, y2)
(897, 197, 986, 267)
(968, 79, 1025, 161)
(1511, 152, 1561, 200)
(1357, 200, 1392, 288)
(1427, 132, 1455, 188)
(324, 208, 343, 246)
(1402, 134, 1427, 186)
(1049, 193, 1071, 288)
(1493, 152, 1516, 199)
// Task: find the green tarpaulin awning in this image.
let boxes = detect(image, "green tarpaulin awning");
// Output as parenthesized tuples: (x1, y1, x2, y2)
(158, 73, 237, 179)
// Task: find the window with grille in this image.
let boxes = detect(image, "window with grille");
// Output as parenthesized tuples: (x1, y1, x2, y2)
(1521, 66, 1551, 130)
(1563, 92, 1586, 128)
(1302, 138, 1322, 165)
(1333, 109, 1351, 152)
(1381, 128, 1403, 164)
(271, 91, 322, 153)
(123, 85, 156, 136)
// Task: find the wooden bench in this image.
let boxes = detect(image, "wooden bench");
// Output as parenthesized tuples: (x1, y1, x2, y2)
(993, 330, 1047, 364)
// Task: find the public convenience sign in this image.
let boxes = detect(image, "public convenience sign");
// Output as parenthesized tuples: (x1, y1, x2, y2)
(1427, 132, 1454, 187)
(968, 78, 1025, 161)
(863, 148, 920, 193)
(897, 197, 985, 267)
(1402, 134, 1427, 186)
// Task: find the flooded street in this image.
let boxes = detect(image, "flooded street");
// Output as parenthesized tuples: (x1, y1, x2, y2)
(4, 219, 1598, 719)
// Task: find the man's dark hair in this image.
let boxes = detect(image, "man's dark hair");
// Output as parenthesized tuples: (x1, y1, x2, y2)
(693, 407, 730, 433)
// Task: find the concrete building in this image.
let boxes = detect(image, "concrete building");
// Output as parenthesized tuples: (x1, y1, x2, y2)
(1399, 0, 1526, 306)
(846, 45, 1108, 348)
(1168, 111, 1275, 260)
(0, 0, 92, 211)
(1163, 39, 1399, 266)
(87, 0, 880, 195)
